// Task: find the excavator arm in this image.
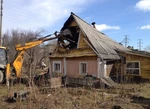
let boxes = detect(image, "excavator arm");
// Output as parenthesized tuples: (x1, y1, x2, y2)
(13, 50, 26, 77)
(15, 40, 43, 51)
(7, 34, 58, 79)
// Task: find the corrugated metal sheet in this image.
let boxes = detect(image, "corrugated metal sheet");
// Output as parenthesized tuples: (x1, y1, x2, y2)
(71, 13, 130, 60)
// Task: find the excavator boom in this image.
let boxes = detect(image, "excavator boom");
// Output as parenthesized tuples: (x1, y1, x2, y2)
(15, 35, 58, 51)
(8, 34, 58, 79)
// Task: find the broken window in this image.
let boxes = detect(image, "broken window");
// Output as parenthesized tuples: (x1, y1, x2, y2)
(57, 26, 80, 50)
(126, 62, 140, 75)
(53, 61, 61, 72)
(80, 62, 87, 75)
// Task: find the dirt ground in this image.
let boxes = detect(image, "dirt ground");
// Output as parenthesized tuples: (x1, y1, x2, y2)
(0, 82, 150, 109)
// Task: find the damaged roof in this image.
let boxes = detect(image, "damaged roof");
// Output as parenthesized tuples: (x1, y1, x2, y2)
(62, 12, 130, 60)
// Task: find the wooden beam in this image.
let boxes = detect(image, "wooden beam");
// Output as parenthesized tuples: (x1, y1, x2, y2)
(97, 57, 100, 78)
(63, 57, 67, 76)
(49, 58, 52, 74)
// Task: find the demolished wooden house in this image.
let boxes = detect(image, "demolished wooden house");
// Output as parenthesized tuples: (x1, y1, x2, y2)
(49, 12, 150, 86)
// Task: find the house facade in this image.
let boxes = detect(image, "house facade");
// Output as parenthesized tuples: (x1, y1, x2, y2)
(49, 12, 150, 80)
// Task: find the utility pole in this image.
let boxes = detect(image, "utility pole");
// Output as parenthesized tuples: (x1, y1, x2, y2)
(0, 0, 3, 46)
(124, 35, 129, 47)
(121, 35, 129, 47)
(137, 39, 142, 50)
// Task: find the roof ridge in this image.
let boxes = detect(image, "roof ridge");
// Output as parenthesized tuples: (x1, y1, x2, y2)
(71, 12, 92, 27)
(71, 12, 112, 38)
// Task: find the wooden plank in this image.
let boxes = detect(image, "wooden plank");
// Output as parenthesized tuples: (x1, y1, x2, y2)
(78, 32, 90, 48)
(50, 47, 96, 57)
(102, 77, 117, 87)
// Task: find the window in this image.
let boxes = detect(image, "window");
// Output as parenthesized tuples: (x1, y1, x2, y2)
(126, 61, 140, 75)
(80, 62, 88, 75)
(0, 48, 7, 65)
(53, 61, 61, 72)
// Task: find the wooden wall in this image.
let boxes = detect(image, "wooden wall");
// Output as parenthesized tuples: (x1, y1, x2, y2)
(78, 32, 90, 48)
(125, 53, 150, 78)
(67, 56, 97, 77)
(51, 47, 96, 58)
(49, 58, 64, 74)
(106, 64, 114, 76)
(50, 56, 98, 77)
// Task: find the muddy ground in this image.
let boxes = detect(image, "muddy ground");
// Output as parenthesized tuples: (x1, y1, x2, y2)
(0, 82, 150, 109)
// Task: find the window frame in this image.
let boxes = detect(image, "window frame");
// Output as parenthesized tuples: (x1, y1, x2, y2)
(126, 61, 141, 75)
(79, 62, 88, 75)
(53, 61, 61, 72)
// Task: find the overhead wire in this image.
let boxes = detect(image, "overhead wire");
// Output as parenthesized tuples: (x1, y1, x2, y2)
(4, 2, 54, 21)
(3, 2, 55, 30)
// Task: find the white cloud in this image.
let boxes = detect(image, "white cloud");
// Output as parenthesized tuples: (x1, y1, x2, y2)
(135, 0, 150, 12)
(140, 25, 150, 29)
(3, 0, 97, 32)
(95, 24, 120, 31)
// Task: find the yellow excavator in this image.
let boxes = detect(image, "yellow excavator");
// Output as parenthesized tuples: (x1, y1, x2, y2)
(0, 33, 59, 85)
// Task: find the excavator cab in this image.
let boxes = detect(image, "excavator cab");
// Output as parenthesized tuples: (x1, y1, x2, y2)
(0, 46, 7, 83)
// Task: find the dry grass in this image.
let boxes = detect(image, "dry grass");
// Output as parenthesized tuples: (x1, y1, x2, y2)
(0, 82, 150, 109)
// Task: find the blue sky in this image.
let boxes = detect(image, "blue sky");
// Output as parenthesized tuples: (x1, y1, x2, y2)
(3, 0, 150, 50)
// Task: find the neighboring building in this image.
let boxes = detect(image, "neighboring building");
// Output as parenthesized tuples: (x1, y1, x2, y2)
(120, 50, 150, 79)
(49, 12, 150, 81)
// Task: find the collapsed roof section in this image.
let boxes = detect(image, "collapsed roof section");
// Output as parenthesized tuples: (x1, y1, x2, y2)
(57, 26, 79, 50)
(57, 12, 130, 60)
